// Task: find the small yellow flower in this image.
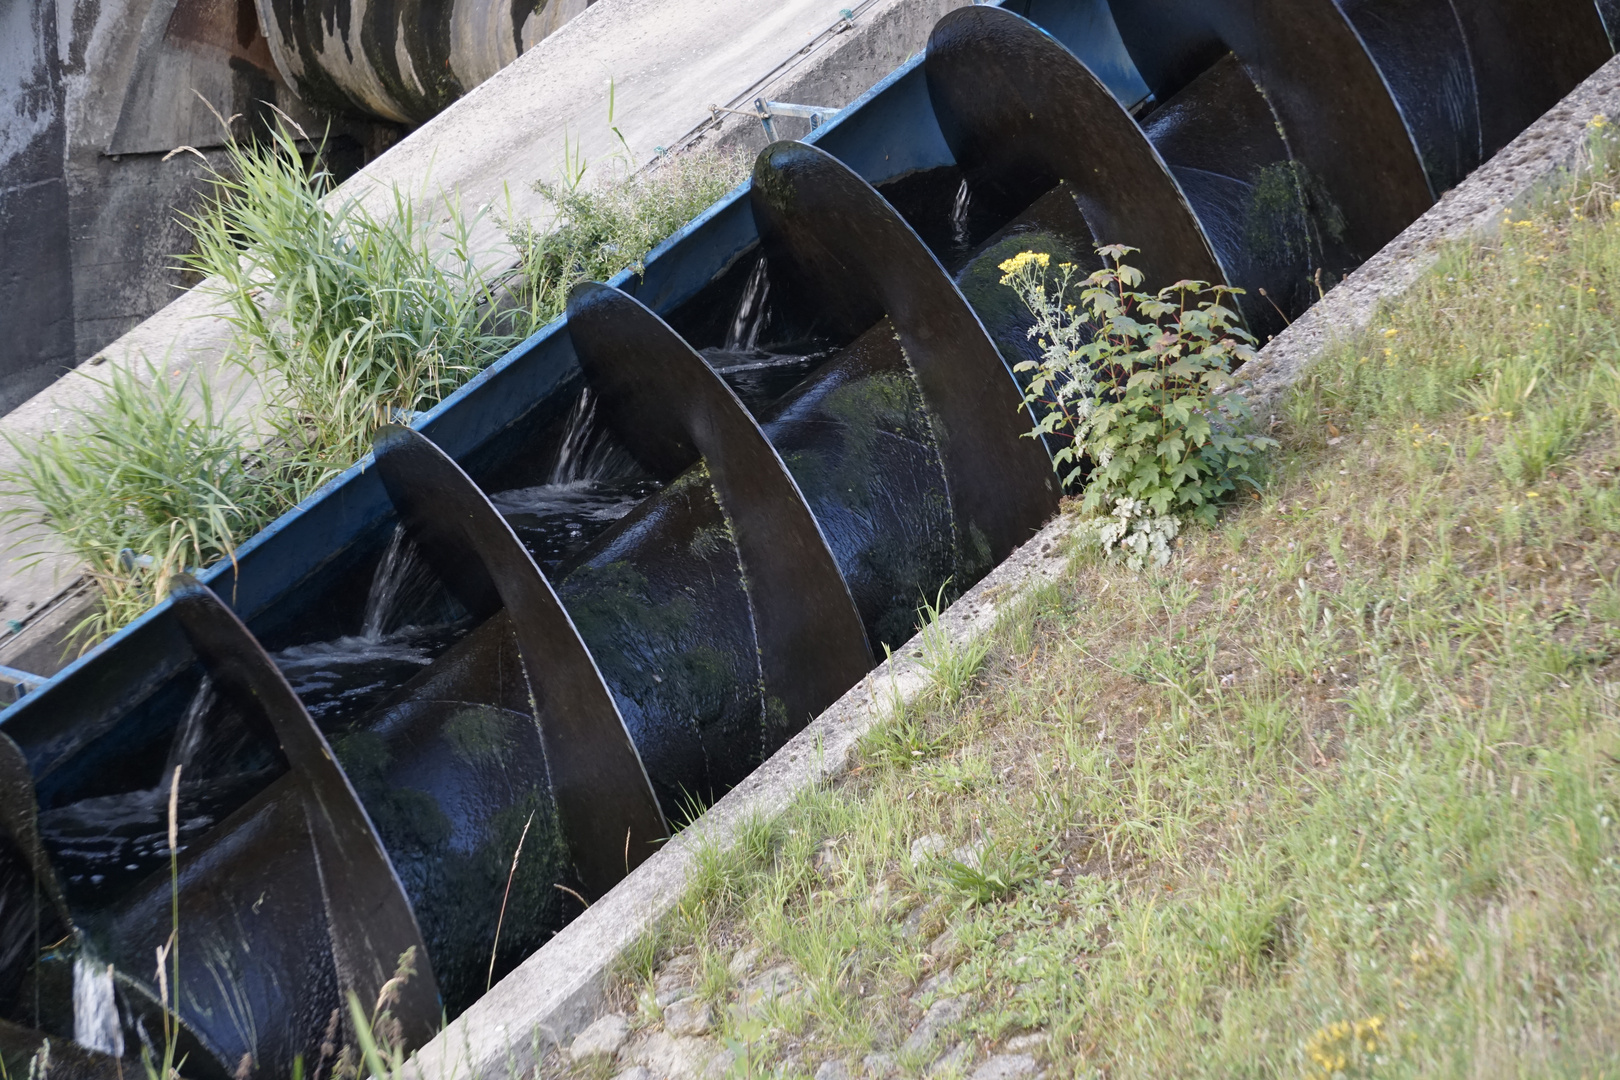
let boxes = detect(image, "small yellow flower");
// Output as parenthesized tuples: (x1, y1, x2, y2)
(1590, 113, 1609, 129)
(1383, 327, 1400, 338)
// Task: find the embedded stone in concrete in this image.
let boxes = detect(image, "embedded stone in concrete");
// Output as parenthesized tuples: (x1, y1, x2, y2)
(862, 1052, 897, 1078)
(663, 996, 715, 1037)
(968, 1055, 1040, 1080)
(909, 833, 950, 865)
(1004, 1032, 1046, 1054)
(621, 1030, 725, 1080)
(702, 1048, 737, 1080)
(727, 945, 762, 979)
(902, 997, 966, 1055)
(910, 968, 954, 1004)
(815, 1059, 853, 1080)
(736, 964, 803, 1016)
(570, 1013, 632, 1063)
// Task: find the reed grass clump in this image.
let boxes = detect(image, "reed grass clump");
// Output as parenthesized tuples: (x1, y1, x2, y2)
(1, 362, 295, 643)
(182, 122, 540, 475)
(4, 126, 742, 647)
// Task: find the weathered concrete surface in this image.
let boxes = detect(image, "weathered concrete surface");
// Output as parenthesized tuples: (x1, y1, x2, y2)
(0, 0, 967, 667)
(401, 49, 1620, 1080)
(0, 0, 385, 416)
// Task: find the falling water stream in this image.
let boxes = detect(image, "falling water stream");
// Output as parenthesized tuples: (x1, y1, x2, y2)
(71, 954, 122, 1058)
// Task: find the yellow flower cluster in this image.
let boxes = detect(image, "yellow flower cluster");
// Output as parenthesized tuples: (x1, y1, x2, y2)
(998, 250, 1050, 274)
(997, 250, 1051, 286)
(1304, 1016, 1384, 1078)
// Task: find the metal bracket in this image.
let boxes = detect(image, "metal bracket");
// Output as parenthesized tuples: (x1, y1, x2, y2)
(711, 99, 840, 141)
(0, 663, 45, 703)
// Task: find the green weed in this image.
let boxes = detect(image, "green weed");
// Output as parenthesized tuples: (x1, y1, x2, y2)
(513, 150, 748, 324)
(0, 361, 296, 644)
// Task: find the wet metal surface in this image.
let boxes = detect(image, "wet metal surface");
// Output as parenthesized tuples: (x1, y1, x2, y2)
(752, 141, 1059, 568)
(372, 425, 667, 897)
(167, 575, 441, 1053)
(568, 284, 873, 731)
(925, 7, 1224, 298)
(1, 2, 1613, 1071)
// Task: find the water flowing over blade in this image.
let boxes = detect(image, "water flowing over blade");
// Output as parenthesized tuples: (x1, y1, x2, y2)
(1445, 0, 1614, 157)
(566, 282, 874, 730)
(370, 425, 668, 896)
(1106, 0, 1432, 259)
(925, 5, 1225, 296)
(166, 575, 441, 1046)
(751, 141, 1058, 565)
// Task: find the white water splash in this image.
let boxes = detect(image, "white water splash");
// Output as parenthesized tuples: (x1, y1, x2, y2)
(362, 527, 428, 639)
(164, 677, 214, 775)
(547, 388, 631, 485)
(72, 954, 124, 1058)
(951, 178, 973, 249)
(724, 257, 772, 353)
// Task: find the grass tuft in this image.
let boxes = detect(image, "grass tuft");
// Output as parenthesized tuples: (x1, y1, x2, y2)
(182, 121, 539, 475)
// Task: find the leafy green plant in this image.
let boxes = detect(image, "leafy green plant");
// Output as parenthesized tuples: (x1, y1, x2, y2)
(999, 245, 1277, 527)
(940, 844, 1039, 907)
(513, 149, 748, 324)
(1, 362, 295, 645)
(182, 121, 538, 477)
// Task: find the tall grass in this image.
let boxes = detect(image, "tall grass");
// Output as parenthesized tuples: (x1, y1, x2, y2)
(182, 122, 540, 474)
(1, 362, 295, 643)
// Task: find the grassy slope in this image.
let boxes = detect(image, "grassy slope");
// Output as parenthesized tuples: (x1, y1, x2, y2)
(612, 154, 1620, 1078)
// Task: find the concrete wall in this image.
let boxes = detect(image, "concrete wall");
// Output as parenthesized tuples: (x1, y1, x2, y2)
(0, 0, 403, 415)
(0, 0, 74, 412)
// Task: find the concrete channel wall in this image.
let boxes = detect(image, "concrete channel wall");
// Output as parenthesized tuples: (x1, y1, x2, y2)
(0, 0, 970, 677)
(403, 48, 1620, 1080)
